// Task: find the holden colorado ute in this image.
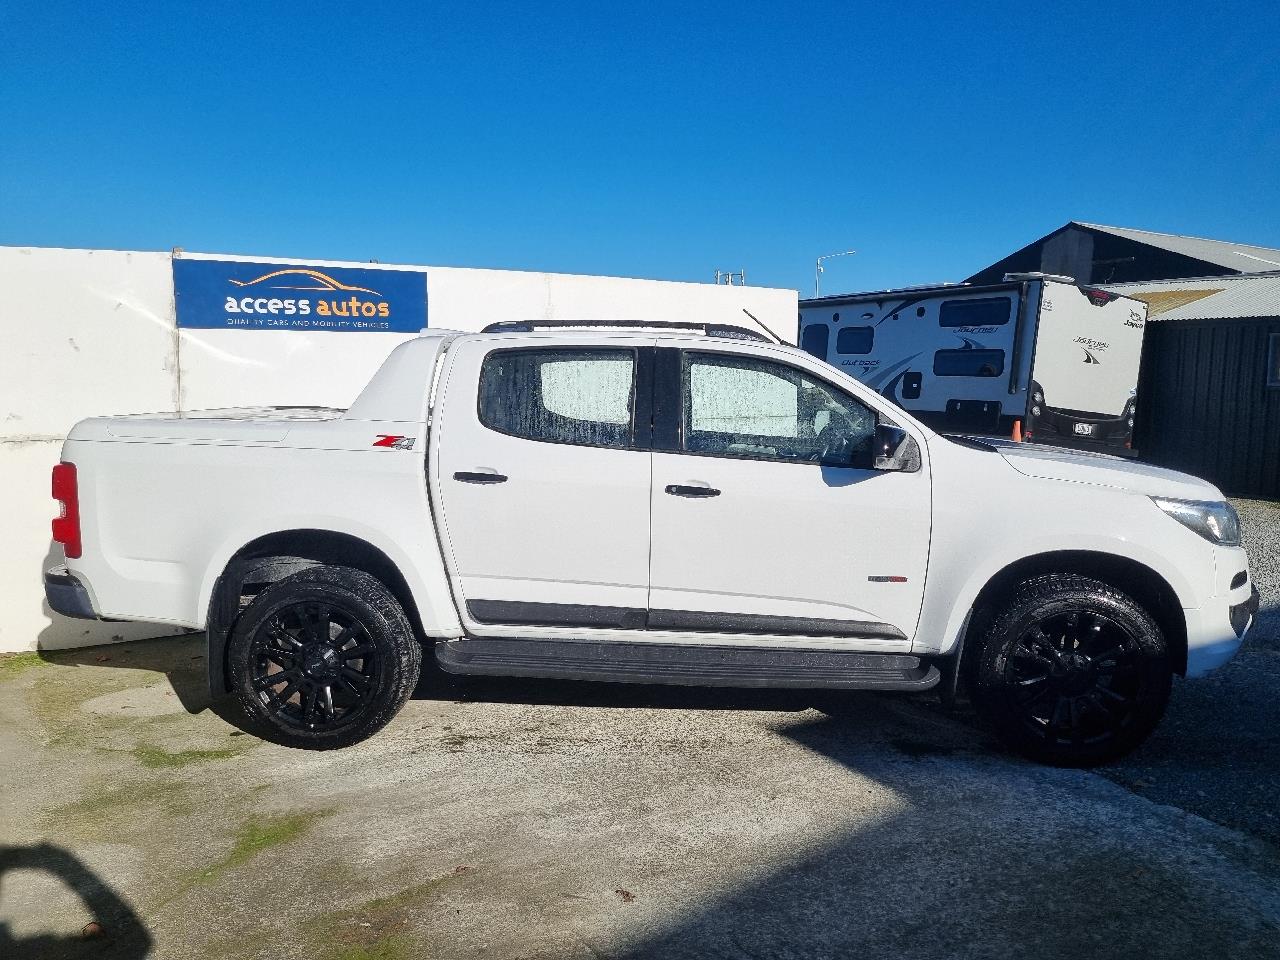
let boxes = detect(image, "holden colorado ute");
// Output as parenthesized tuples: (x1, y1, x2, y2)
(45, 321, 1259, 766)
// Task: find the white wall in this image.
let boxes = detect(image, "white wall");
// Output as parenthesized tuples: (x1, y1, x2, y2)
(0, 245, 797, 652)
(1, 248, 185, 652)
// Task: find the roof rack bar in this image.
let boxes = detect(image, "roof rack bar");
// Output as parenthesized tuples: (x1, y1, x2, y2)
(479, 319, 770, 342)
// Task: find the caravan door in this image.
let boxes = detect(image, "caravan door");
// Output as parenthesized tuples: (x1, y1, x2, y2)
(1026, 283, 1147, 452)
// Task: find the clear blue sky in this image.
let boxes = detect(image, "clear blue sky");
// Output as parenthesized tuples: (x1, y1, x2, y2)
(2, 1, 1277, 294)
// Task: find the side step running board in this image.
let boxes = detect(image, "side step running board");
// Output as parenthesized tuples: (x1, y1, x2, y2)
(435, 639, 939, 691)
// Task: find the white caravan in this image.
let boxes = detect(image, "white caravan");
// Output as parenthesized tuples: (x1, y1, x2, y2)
(798, 275, 1148, 453)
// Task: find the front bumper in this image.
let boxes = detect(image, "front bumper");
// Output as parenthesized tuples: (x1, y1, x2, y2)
(44, 565, 99, 620)
(1184, 584, 1260, 678)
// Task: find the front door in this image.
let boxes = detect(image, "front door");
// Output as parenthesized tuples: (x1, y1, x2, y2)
(648, 347, 931, 646)
(431, 337, 653, 634)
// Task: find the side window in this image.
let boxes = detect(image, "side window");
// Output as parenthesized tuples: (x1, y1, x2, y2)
(800, 322, 830, 359)
(933, 348, 1005, 377)
(939, 297, 1012, 327)
(1268, 333, 1280, 389)
(479, 348, 636, 448)
(836, 326, 874, 355)
(683, 352, 877, 466)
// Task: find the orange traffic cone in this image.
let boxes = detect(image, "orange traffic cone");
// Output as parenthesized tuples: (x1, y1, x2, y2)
(1011, 418, 1023, 442)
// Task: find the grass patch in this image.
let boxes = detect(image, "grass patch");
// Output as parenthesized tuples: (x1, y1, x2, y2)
(189, 810, 333, 888)
(131, 743, 243, 768)
(312, 868, 474, 959)
(0, 651, 48, 679)
(45, 778, 191, 829)
(327, 938, 413, 960)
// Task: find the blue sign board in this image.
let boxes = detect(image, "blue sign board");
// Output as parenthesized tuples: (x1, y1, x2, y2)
(173, 258, 428, 332)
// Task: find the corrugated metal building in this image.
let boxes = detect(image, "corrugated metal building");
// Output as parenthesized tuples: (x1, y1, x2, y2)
(968, 221, 1280, 286)
(1104, 274, 1280, 500)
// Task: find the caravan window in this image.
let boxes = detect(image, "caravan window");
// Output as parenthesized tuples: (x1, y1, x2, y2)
(800, 322, 830, 359)
(939, 297, 1012, 327)
(1268, 333, 1280, 389)
(836, 326, 874, 355)
(934, 349, 1005, 377)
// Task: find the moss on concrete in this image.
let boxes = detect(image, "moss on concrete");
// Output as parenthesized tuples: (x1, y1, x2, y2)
(129, 742, 244, 768)
(41, 777, 194, 841)
(311, 868, 474, 960)
(326, 938, 414, 960)
(0, 651, 48, 678)
(191, 810, 334, 886)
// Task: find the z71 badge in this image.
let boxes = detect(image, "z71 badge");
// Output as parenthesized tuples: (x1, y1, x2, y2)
(372, 435, 415, 450)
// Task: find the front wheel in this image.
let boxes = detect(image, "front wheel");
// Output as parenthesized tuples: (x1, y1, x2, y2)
(228, 565, 422, 750)
(971, 574, 1172, 767)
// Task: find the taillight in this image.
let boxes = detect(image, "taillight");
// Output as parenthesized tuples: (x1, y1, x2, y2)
(52, 461, 82, 559)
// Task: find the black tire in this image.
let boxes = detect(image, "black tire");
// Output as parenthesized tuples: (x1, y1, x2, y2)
(227, 565, 421, 750)
(970, 574, 1172, 767)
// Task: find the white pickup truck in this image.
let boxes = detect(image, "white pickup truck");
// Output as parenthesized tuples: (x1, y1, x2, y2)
(45, 321, 1259, 765)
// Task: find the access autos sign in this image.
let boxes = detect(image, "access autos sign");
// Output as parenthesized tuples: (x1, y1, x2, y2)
(173, 258, 428, 332)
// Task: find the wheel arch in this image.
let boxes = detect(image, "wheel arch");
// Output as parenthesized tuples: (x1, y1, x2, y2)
(951, 550, 1188, 686)
(205, 529, 426, 697)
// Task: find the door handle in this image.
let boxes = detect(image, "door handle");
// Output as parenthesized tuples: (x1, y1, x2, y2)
(454, 470, 508, 484)
(665, 483, 720, 498)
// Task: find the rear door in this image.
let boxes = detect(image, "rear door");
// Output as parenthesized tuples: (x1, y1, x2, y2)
(431, 336, 654, 634)
(1028, 283, 1146, 449)
(647, 344, 931, 647)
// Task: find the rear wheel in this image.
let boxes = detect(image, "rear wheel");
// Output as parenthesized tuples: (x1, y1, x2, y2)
(228, 565, 421, 749)
(971, 574, 1172, 767)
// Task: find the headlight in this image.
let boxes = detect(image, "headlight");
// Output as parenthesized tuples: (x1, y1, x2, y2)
(1151, 497, 1241, 546)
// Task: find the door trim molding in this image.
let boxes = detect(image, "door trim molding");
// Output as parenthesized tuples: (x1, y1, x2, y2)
(467, 600, 647, 630)
(648, 608, 906, 640)
(466, 599, 905, 641)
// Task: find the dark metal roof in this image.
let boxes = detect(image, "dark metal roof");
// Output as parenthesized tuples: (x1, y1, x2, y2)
(1078, 223, 1280, 274)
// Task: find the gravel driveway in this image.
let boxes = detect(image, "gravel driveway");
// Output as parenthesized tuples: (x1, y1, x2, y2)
(1095, 498, 1280, 843)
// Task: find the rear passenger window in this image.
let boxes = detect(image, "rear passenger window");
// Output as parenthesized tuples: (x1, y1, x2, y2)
(836, 326, 874, 354)
(800, 322, 830, 358)
(939, 297, 1012, 327)
(934, 349, 1005, 377)
(479, 348, 636, 448)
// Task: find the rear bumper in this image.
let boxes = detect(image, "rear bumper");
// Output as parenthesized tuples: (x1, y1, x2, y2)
(44, 565, 99, 620)
(1029, 406, 1134, 455)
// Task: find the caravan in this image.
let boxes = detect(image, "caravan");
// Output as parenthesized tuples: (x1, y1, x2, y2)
(798, 274, 1148, 453)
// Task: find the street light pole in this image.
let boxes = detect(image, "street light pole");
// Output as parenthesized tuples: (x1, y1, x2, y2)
(814, 249, 857, 298)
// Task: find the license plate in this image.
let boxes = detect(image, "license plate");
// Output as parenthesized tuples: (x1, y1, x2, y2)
(1073, 422, 1095, 436)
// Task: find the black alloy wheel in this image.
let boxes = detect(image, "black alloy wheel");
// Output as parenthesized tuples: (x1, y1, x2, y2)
(248, 601, 379, 733)
(972, 574, 1172, 767)
(228, 565, 421, 749)
(1003, 609, 1147, 747)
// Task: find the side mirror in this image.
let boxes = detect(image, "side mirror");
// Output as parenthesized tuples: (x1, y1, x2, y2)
(873, 423, 919, 472)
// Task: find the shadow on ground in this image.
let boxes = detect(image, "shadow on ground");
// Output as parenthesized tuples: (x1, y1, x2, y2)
(37, 635, 254, 734)
(602, 708, 1280, 960)
(0, 844, 151, 960)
